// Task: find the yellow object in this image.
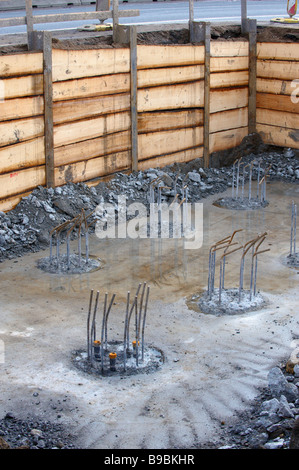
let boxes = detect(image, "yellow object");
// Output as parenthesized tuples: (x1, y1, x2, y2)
(109, 352, 117, 359)
(78, 23, 113, 32)
(270, 16, 299, 23)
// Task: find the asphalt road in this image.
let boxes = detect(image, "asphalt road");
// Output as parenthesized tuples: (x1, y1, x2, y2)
(0, 0, 292, 36)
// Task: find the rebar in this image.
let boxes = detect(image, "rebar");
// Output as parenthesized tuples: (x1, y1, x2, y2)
(290, 201, 297, 256)
(141, 286, 150, 362)
(104, 293, 116, 350)
(87, 289, 94, 360)
(90, 290, 100, 361)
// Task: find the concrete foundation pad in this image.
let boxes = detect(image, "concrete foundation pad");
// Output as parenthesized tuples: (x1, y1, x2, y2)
(0, 181, 298, 448)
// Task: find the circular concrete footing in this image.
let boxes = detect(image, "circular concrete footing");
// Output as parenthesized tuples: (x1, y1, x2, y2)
(37, 254, 103, 274)
(214, 197, 269, 211)
(72, 341, 165, 377)
(280, 252, 299, 270)
(189, 288, 267, 316)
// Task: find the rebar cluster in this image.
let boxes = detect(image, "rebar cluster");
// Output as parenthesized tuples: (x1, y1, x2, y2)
(86, 282, 150, 374)
(231, 157, 271, 205)
(48, 208, 96, 271)
(208, 230, 270, 305)
(290, 201, 297, 257)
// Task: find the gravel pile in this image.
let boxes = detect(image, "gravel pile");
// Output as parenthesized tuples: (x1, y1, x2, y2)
(0, 137, 298, 264)
(217, 364, 299, 449)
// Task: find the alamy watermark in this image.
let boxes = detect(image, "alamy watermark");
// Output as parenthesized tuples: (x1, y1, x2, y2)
(291, 79, 299, 104)
(0, 79, 4, 103)
(95, 196, 203, 250)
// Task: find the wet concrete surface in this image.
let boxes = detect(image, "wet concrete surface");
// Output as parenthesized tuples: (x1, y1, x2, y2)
(0, 181, 298, 449)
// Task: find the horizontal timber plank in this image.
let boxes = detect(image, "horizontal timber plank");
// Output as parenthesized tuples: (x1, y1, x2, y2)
(0, 53, 43, 78)
(257, 124, 299, 149)
(52, 48, 130, 82)
(0, 137, 45, 174)
(257, 43, 299, 61)
(1, 75, 43, 100)
(137, 82, 204, 113)
(210, 41, 249, 58)
(257, 108, 299, 129)
(210, 56, 249, 73)
(54, 111, 131, 148)
(54, 130, 131, 167)
(137, 109, 204, 134)
(52, 73, 130, 102)
(210, 70, 249, 88)
(137, 65, 204, 88)
(210, 127, 248, 153)
(256, 92, 298, 114)
(0, 96, 44, 122)
(210, 88, 248, 114)
(137, 45, 205, 69)
(53, 93, 130, 125)
(138, 127, 204, 161)
(138, 147, 203, 172)
(210, 108, 248, 134)
(256, 78, 294, 96)
(54, 150, 131, 186)
(257, 60, 299, 81)
(0, 116, 44, 148)
(0, 191, 31, 213)
(0, 165, 46, 199)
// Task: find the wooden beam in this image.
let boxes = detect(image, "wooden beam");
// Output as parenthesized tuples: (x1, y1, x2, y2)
(210, 56, 249, 73)
(257, 124, 299, 149)
(241, 0, 248, 34)
(256, 78, 294, 96)
(203, 22, 211, 168)
(0, 96, 44, 122)
(0, 137, 45, 174)
(210, 88, 248, 114)
(130, 25, 138, 172)
(43, 31, 55, 188)
(138, 109, 204, 134)
(256, 92, 298, 114)
(248, 19, 257, 134)
(138, 147, 203, 172)
(137, 82, 204, 113)
(210, 127, 248, 153)
(25, 0, 34, 50)
(0, 165, 46, 199)
(1, 75, 44, 100)
(257, 108, 299, 129)
(257, 60, 299, 81)
(0, 53, 43, 77)
(210, 41, 249, 58)
(137, 45, 205, 69)
(0, 117, 44, 148)
(210, 70, 249, 88)
(209, 108, 248, 134)
(138, 65, 204, 89)
(257, 42, 299, 61)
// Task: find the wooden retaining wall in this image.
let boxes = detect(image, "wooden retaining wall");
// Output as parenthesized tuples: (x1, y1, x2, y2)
(0, 39, 298, 212)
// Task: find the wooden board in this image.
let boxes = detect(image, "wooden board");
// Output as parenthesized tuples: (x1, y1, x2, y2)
(52, 48, 130, 82)
(53, 93, 130, 124)
(0, 191, 31, 213)
(0, 137, 45, 174)
(256, 92, 298, 114)
(0, 165, 46, 199)
(138, 109, 204, 134)
(210, 107, 248, 134)
(52, 73, 130, 102)
(257, 43, 299, 61)
(0, 96, 44, 121)
(210, 41, 249, 58)
(210, 88, 248, 114)
(257, 124, 299, 149)
(137, 82, 204, 112)
(256, 78, 294, 96)
(54, 150, 131, 186)
(0, 53, 43, 77)
(137, 45, 205, 69)
(257, 60, 299, 81)
(209, 127, 248, 153)
(0, 116, 44, 148)
(54, 130, 131, 167)
(210, 56, 249, 73)
(138, 127, 204, 160)
(53, 111, 131, 147)
(257, 108, 299, 130)
(1, 75, 43, 100)
(137, 65, 204, 88)
(210, 70, 249, 88)
(138, 146, 203, 172)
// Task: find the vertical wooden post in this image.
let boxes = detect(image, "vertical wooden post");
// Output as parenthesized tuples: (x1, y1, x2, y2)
(189, 0, 194, 41)
(96, 0, 110, 11)
(248, 19, 257, 134)
(203, 23, 211, 168)
(241, 0, 248, 34)
(43, 32, 55, 189)
(25, 0, 34, 50)
(112, 0, 119, 43)
(130, 26, 138, 172)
